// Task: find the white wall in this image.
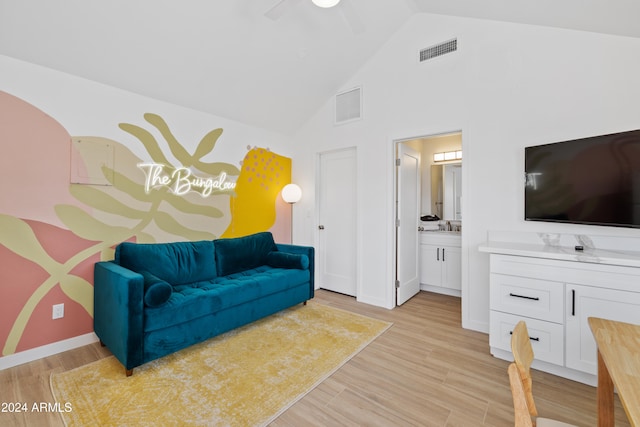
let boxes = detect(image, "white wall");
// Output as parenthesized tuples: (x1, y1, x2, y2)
(0, 54, 292, 171)
(291, 14, 640, 331)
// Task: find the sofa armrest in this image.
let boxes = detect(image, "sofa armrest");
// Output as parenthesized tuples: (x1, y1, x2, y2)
(94, 261, 144, 370)
(276, 244, 315, 298)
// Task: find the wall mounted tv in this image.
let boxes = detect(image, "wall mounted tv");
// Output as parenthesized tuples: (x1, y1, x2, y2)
(525, 128, 640, 228)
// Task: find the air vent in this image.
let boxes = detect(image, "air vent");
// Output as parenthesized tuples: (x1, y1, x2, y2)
(335, 86, 362, 125)
(419, 38, 457, 62)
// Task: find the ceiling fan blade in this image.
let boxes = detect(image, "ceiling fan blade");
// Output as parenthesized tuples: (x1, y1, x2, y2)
(264, 0, 302, 21)
(338, 0, 365, 35)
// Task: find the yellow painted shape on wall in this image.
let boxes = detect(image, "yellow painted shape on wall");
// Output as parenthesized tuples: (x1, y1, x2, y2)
(222, 148, 291, 238)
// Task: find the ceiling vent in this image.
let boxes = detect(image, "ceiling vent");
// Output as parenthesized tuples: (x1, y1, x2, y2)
(335, 86, 362, 125)
(419, 38, 457, 62)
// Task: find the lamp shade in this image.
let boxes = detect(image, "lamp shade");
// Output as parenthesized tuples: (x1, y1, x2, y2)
(281, 183, 302, 204)
(312, 0, 340, 8)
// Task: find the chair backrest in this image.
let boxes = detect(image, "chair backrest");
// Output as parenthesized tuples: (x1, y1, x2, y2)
(510, 320, 538, 417)
(508, 363, 534, 427)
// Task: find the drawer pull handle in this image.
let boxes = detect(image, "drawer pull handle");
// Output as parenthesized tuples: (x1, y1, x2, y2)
(510, 331, 540, 342)
(509, 293, 540, 301)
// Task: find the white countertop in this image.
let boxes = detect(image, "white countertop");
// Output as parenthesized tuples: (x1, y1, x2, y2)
(420, 230, 461, 236)
(479, 240, 640, 268)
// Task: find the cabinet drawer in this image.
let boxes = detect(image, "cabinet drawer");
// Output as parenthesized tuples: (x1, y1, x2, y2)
(490, 311, 564, 366)
(490, 274, 564, 323)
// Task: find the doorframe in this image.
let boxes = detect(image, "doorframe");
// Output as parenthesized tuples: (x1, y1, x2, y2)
(315, 146, 359, 298)
(390, 129, 464, 308)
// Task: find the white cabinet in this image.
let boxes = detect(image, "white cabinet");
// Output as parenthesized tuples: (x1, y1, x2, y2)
(565, 284, 640, 375)
(443, 246, 461, 289)
(420, 244, 441, 285)
(420, 233, 461, 296)
(481, 248, 640, 386)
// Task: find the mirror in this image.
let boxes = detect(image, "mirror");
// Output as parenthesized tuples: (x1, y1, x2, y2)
(430, 162, 462, 220)
(404, 131, 461, 223)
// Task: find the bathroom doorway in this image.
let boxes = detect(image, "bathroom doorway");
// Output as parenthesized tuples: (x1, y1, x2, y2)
(394, 131, 462, 306)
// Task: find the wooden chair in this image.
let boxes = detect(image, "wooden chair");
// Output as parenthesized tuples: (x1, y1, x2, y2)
(511, 320, 538, 417)
(508, 363, 576, 427)
(509, 321, 577, 427)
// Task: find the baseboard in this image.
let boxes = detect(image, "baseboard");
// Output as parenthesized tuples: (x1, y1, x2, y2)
(0, 332, 99, 371)
(491, 347, 597, 387)
(356, 294, 393, 309)
(420, 284, 461, 297)
(462, 315, 489, 334)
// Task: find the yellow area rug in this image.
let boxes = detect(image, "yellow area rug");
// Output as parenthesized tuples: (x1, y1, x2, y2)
(50, 302, 392, 426)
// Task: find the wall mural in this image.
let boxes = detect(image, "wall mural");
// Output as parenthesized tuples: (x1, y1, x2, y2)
(0, 92, 291, 357)
(223, 145, 290, 238)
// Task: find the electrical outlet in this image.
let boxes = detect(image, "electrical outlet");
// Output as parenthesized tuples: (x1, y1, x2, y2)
(52, 303, 64, 320)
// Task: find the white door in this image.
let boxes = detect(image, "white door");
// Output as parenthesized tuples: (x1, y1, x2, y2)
(318, 148, 357, 296)
(396, 144, 421, 305)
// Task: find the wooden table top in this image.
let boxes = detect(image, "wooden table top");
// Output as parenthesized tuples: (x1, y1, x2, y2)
(589, 317, 640, 427)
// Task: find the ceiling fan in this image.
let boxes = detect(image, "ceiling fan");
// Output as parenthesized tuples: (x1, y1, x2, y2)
(264, 0, 365, 35)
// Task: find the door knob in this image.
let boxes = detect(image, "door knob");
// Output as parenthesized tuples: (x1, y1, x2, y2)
(318, 225, 325, 230)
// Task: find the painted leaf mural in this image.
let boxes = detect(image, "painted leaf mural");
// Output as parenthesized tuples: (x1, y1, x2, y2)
(0, 95, 292, 356)
(0, 217, 101, 354)
(63, 112, 241, 246)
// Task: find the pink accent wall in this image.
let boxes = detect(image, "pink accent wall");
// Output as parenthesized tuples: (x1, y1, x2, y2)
(270, 194, 292, 243)
(0, 91, 86, 226)
(0, 220, 98, 353)
(0, 91, 99, 355)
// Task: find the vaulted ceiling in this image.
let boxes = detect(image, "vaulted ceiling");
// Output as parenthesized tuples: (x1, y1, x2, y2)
(1, 0, 639, 134)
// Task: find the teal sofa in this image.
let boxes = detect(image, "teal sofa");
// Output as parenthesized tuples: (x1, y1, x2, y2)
(94, 232, 314, 375)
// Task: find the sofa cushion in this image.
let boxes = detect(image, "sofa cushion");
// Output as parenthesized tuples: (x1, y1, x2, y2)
(214, 232, 277, 276)
(267, 251, 309, 270)
(140, 271, 173, 307)
(143, 265, 310, 332)
(115, 240, 216, 285)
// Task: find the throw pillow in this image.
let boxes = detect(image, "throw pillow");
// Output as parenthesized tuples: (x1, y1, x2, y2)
(140, 271, 173, 307)
(266, 251, 309, 270)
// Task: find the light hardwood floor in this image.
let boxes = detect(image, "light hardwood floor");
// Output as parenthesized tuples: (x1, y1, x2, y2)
(1, 290, 631, 426)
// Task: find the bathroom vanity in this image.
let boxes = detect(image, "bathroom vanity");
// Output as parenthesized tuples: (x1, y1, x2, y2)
(420, 231, 461, 296)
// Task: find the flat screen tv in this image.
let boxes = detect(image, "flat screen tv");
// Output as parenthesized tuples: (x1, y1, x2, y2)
(524, 129, 640, 228)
